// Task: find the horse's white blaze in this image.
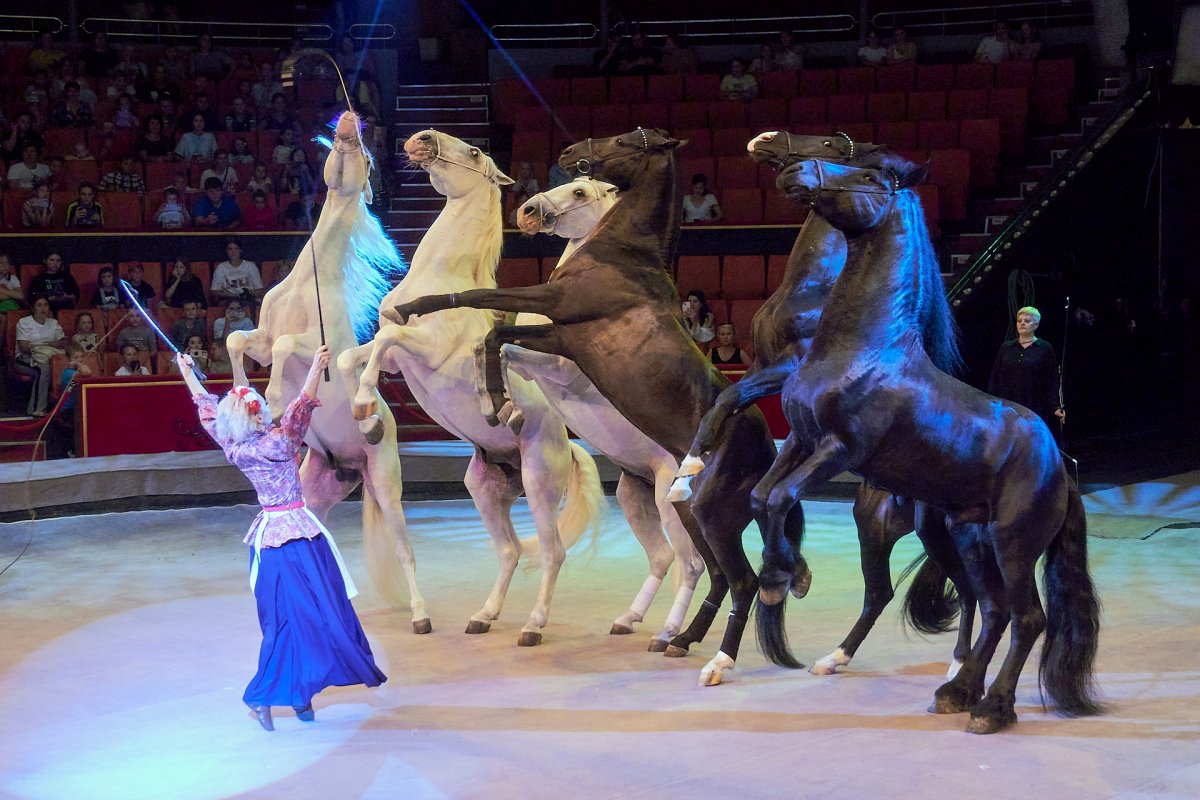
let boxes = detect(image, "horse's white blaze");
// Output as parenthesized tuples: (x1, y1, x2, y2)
(810, 647, 851, 675)
(747, 131, 778, 154)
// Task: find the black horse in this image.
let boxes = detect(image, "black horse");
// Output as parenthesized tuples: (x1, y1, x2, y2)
(669, 130, 974, 676)
(387, 128, 794, 685)
(761, 157, 1101, 733)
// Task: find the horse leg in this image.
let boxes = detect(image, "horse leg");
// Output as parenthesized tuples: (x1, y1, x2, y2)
(649, 466, 704, 651)
(610, 471, 674, 637)
(338, 323, 440, 444)
(263, 332, 322, 412)
(664, 500, 728, 659)
(749, 432, 815, 606)
(462, 450, 524, 634)
(811, 484, 913, 675)
(386, 284, 575, 326)
(225, 328, 272, 387)
(912, 504, 978, 679)
(477, 324, 562, 428)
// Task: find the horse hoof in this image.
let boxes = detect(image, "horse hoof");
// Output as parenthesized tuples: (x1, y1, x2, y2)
(484, 412, 502, 428)
(929, 695, 971, 715)
(809, 662, 837, 676)
(647, 638, 669, 653)
(758, 584, 788, 606)
(610, 624, 634, 635)
(790, 564, 813, 599)
(412, 619, 433, 635)
(517, 631, 542, 647)
(465, 620, 491, 635)
(665, 479, 692, 503)
(360, 416, 384, 445)
(966, 712, 1016, 735)
(663, 644, 689, 658)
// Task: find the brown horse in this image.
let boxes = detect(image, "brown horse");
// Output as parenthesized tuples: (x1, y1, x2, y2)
(385, 128, 786, 685)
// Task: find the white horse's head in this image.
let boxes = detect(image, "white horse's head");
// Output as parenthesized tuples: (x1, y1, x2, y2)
(404, 129, 512, 199)
(516, 177, 619, 239)
(323, 110, 375, 201)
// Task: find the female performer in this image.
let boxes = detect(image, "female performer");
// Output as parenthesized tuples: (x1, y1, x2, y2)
(176, 345, 386, 731)
(987, 305, 1065, 439)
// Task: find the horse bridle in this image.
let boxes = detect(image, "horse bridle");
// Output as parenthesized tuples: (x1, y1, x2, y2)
(765, 130, 857, 166)
(569, 126, 652, 176)
(806, 158, 900, 196)
(417, 129, 500, 180)
(525, 180, 608, 234)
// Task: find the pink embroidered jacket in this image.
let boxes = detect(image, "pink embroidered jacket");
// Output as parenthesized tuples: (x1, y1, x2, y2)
(194, 391, 325, 548)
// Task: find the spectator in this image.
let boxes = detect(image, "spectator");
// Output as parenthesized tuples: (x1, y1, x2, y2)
(0, 253, 24, 312)
(106, 71, 137, 101)
(206, 338, 233, 374)
(66, 140, 95, 162)
(137, 64, 180, 104)
(719, 58, 759, 101)
(267, 259, 294, 291)
(57, 341, 94, 453)
(64, 183, 104, 229)
(858, 30, 889, 67)
(81, 31, 119, 79)
(592, 37, 622, 76)
(168, 170, 199, 198)
(179, 92, 219, 133)
(192, 178, 242, 229)
(154, 187, 191, 229)
(231, 52, 258, 83)
(201, 150, 240, 192)
(682, 173, 723, 223)
(28, 251, 79, 313)
(159, 44, 188, 84)
(98, 156, 147, 196)
(748, 44, 777, 77)
(773, 30, 804, 70)
(211, 239, 262, 302)
(659, 33, 698, 75)
(224, 97, 258, 132)
(156, 95, 178, 128)
(681, 290, 716, 344)
(272, 128, 298, 164)
(709, 322, 748, 365)
(617, 29, 661, 76)
(21, 184, 55, 229)
(229, 137, 255, 166)
(335, 35, 379, 85)
(45, 157, 68, 191)
(282, 148, 316, 196)
(137, 115, 173, 162)
(116, 44, 149, 83)
(25, 69, 53, 107)
(14, 297, 67, 416)
(1012, 21, 1042, 61)
(175, 114, 218, 162)
(169, 334, 210, 374)
(260, 92, 297, 133)
(29, 32, 67, 73)
(283, 193, 322, 230)
(547, 146, 572, 189)
(7, 145, 50, 190)
(91, 266, 122, 310)
(70, 312, 99, 353)
(162, 257, 207, 308)
(114, 343, 150, 376)
(51, 82, 95, 128)
(975, 21, 1013, 64)
(246, 162, 274, 194)
(112, 94, 140, 130)
(213, 298, 255, 342)
(2, 112, 45, 162)
(251, 62, 283, 110)
(243, 190, 277, 230)
(170, 301, 207, 349)
(122, 262, 156, 309)
(507, 162, 540, 225)
(189, 32, 233, 81)
(887, 26, 918, 64)
(116, 316, 155, 353)
(93, 121, 119, 162)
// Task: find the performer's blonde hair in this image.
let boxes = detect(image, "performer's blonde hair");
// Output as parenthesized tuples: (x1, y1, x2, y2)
(1017, 305, 1041, 323)
(215, 386, 273, 443)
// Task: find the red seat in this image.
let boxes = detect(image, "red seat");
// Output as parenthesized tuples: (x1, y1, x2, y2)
(61, 160, 100, 188)
(629, 102, 670, 132)
(511, 132, 551, 166)
(73, 263, 115, 308)
(712, 128, 753, 157)
(676, 256, 721, 295)
(647, 74, 684, 103)
(514, 106, 554, 133)
(766, 254, 788, 291)
(763, 191, 806, 224)
(958, 118, 1001, 187)
(875, 121, 917, 150)
(554, 106, 592, 140)
(531, 78, 570, 107)
(837, 122, 876, 145)
(916, 64, 955, 92)
(798, 69, 838, 97)
(570, 76, 608, 106)
(728, 299, 765, 342)
(669, 102, 708, 130)
(45, 129, 88, 159)
(708, 101, 747, 129)
(497, 258, 541, 289)
(995, 60, 1035, 89)
(684, 74, 721, 102)
(827, 94, 866, 124)
(747, 98, 789, 131)
(721, 255, 766, 298)
(609, 75, 646, 104)
(103, 193, 144, 230)
(955, 63, 994, 90)
(947, 89, 989, 120)
(788, 96, 827, 127)
(839, 67, 875, 95)
(2, 191, 30, 230)
(1032, 58, 1074, 126)
(867, 92, 907, 123)
(675, 128, 712, 155)
(987, 87, 1029, 156)
(913, 183, 941, 238)
(876, 65, 916, 92)
(760, 71, 798, 99)
(494, 79, 533, 125)
(917, 119, 959, 150)
(679, 156, 715, 185)
(590, 104, 631, 138)
(906, 90, 946, 122)
(717, 157, 760, 189)
(926, 148, 970, 222)
(720, 189, 763, 224)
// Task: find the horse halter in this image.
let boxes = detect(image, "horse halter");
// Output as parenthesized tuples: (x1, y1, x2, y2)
(419, 130, 498, 180)
(808, 158, 900, 196)
(526, 182, 605, 233)
(570, 127, 651, 176)
(768, 131, 856, 165)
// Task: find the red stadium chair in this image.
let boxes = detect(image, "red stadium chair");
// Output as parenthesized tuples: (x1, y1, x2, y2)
(995, 60, 1035, 89)
(675, 129, 712, 156)
(926, 148, 970, 222)
(647, 74, 683, 103)
(906, 90, 947, 122)
(788, 96, 827, 127)
(589, 104, 631, 138)
(514, 106, 554, 134)
(839, 67, 875, 95)
(759, 71, 798, 99)
(876, 65, 916, 93)
(717, 157, 760, 188)
(570, 76, 608, 106)
(553, 106, 592, 140)
(747, 98, 789, 131)
(799, 69, 837, 97)
(103, 193, 145, 230)
(916, 64, 955, 92)
(45, 129, 88, 159)
(712, 128, 753, 157)
(955, 63, 994, 90)
(1031, 58, 1075, 125)
(914, 183, 941, 238)
(763, 191, 806, 224)
(947, 89, 989, 120)
(917, 119, 959, 150)
(684, 74, 721, 102)
(837, 122, 876, 144)
(875, 121, 917, 150)
(708, 101, 747, 129)
(721, 255, 766, 298)
(720, 189, 764, 224)
(766, 254, 788, 291)
(827, 94, 867, 124)
(669, 102, 708, 130)
(512, 132, 552, 166)
(119, 261, 163, 298)
(494, 78, 533, 125)
(73, 263, 115, 308)
(679, 156, 715, 186)
(728, 299, 765, 342)
(531, 78, 570, 107)
(987, 87, 1029, 156)
(2, 191, 31, 230)
(629, 102, 670, 132)
(867, 92, 907, 123)
(609, 75, 646, 104)
(497, 258, 541, 288)
(676, 256, 721, 295)
(61, 160, 100, 188)
(958, 118, 1001, 187)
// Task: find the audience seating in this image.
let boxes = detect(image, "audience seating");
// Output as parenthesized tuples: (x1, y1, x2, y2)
(646, 74, 684, 103)
(675, 256, 721, 296)
(720, 188, 764, 224)
(497, 258, 541, 289)
(721, 255, 767, 299)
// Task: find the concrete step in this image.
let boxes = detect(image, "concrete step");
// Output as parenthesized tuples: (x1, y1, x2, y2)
(394, 108, 489, 126)
(984, 214, 1009, 234)
(392, 130, 489, 153)
(395, 83, 489, 98)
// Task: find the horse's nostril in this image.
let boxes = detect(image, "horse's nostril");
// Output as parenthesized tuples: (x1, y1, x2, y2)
(522, 205, 535, 215)
(419, 134, 431, 141)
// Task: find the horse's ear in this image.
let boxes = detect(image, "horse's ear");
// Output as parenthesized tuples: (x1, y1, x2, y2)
(494, 168, 515, 186)
(856, 142, 884, 155)
(667, 138, 687, 150)
(903, 160, 931, 188)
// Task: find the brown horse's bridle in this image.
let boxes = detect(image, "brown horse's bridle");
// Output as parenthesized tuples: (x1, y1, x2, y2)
(569, 126, 652, 176)
(808, 158, 900, 195)
(762, 130, 857, 169)
(525, 180, 608, 234)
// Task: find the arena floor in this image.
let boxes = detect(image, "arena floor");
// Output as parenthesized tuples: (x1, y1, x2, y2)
(1, 479, 1198, 800)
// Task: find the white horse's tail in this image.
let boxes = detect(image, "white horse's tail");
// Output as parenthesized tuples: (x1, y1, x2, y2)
(361, 488, 410, 607)
(520, 441, 605, 558)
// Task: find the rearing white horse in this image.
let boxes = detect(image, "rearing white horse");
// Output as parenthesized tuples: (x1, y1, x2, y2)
(504, 178, 704, 650)
(225, 111, 429, 632)
(338, 129, 605, 647)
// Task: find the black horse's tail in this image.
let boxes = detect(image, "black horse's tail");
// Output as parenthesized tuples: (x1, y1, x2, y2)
(755, 595, 803, 669)
(1039, 479, 1104, 717)
(899, 553, 960, 634)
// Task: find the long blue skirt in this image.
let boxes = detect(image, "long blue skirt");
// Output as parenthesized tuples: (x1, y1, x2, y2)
(243, 534, 387, 708)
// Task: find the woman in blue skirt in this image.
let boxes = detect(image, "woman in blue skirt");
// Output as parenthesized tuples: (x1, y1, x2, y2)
(177, 345, 386, 731)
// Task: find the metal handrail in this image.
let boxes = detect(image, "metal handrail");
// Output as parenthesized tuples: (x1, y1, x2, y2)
(872, 1, 1093, 34)
(490, 14, 857, 45)
(948, 82, 1153, 306)
(348, 23, 397, 41)
(488, 23, 600, 44)
(0, 14, 64, 36)
(79, 17, 334, 43)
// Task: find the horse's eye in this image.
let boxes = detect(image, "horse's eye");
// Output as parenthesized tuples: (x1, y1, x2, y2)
(574, 190, 584, 197)
(616, 139, 624, 146)
(822, 140, 832, 147)
(469, 148, 479, 157)
(865, 175, 877, 183)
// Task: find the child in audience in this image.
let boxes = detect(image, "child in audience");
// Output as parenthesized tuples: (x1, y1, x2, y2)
(66, 141, 95, 161)
(71, 311, 99, 353)
(155, 186, 190, 229)
(114, 343, 150, 376)
(170, 301, 207, 349)
(213, 299, 254, 341)
(0, 254, 23, 312)
(247, 163, 273, 194)
(46, 157, 67, 191)
(123, 262, 156, 310)
(272, 128, 296, 165)
(112, 94, 139, 129)
(243, 190, 276, 230)
(162, 257, 207, 308)
(91, 266, 123, 310)
(116, 315, 155, 353)
(206, 338, 233, 374)
(230, 137, 255, 165)
(21, 183, 55, 228)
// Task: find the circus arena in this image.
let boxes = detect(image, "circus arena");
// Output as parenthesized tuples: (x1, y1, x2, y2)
(1, 2, 1198, 799)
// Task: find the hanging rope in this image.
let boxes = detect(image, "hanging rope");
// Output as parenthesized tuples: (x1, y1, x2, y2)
(1005, 268, 1036, 341)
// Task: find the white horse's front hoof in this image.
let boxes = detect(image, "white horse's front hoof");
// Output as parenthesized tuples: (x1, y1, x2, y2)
(698, 651, 735, 687)
(810, 648, 850, 676)
(359, 415, 384, 445)
(946, 658, 964, 680)
(665, 476, 693, 503)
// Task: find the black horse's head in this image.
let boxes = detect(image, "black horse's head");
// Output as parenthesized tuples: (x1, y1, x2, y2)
(558, 128, 686, 190)
(777, 158, 929, 235)
(747, 130, 916, 176)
